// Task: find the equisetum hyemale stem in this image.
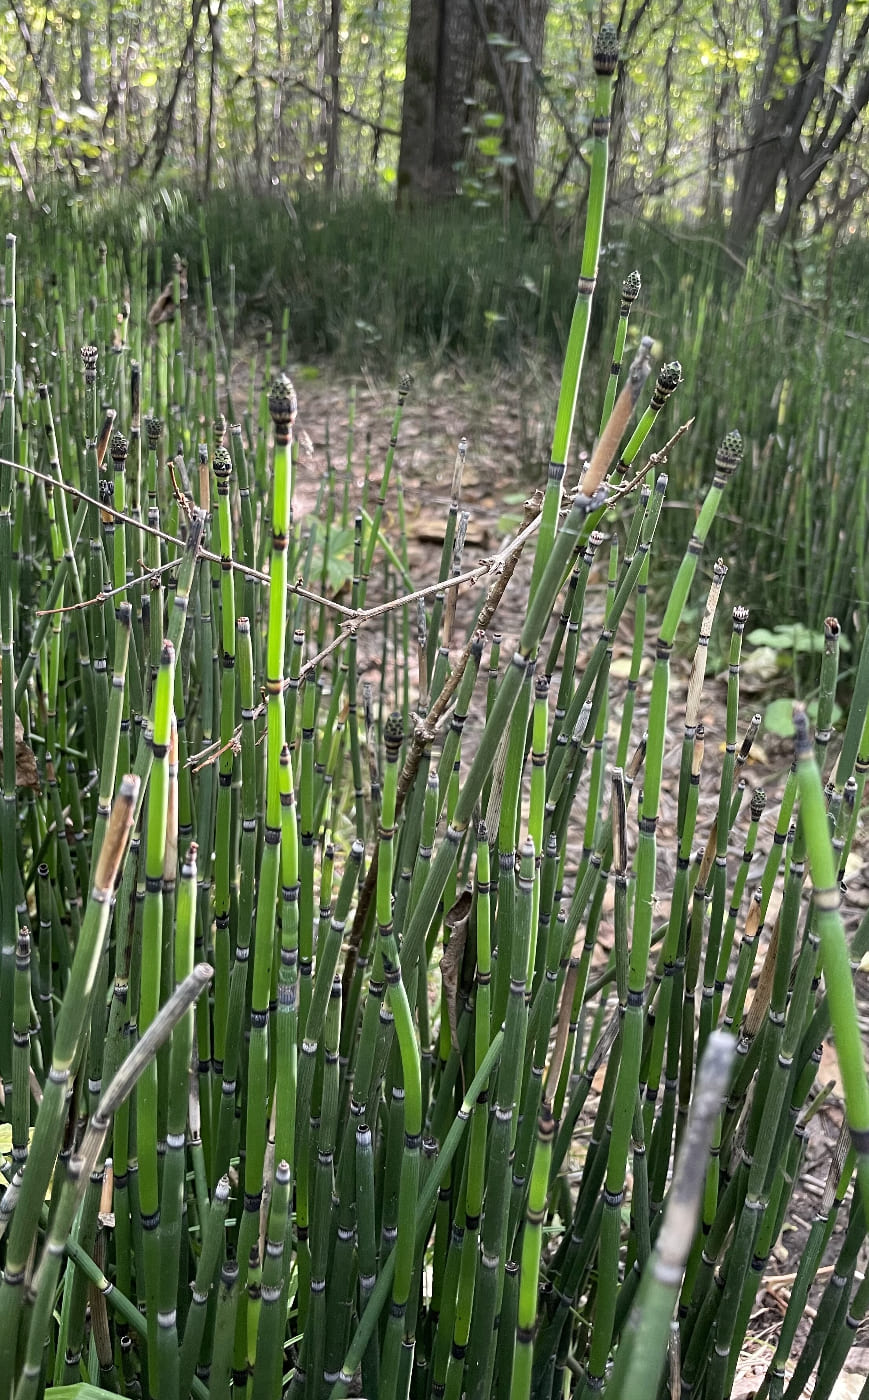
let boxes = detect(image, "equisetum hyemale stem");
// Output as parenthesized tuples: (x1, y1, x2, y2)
(529, 22, 618, 598)
(606, 1033, 735, 1400)
(793, 705, 869, 1222)
(0, 776, 139, 1393)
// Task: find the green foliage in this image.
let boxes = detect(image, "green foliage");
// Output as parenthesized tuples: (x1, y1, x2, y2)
(1, 0, 867, 249)
(1, 25, 869, 1400)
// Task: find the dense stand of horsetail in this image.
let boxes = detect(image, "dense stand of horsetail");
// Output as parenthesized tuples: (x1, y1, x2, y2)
(1, 23, 868, 1400)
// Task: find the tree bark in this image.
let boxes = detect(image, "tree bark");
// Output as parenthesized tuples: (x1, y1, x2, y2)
(397, 0, 548, 210)
(477, 0, 547, 217)
(324, 0, 342, 191)
(727, 0, 867, 251)
(398, 0, 478, 202)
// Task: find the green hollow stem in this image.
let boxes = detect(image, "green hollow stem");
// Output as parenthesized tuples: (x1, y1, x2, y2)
(529, 23, 619, 598)
(793, 705, 869, 1220)
(330, 1029, 504, 1399)
(605, 1033, 735, 1400)
(0, 776, 139, 1397)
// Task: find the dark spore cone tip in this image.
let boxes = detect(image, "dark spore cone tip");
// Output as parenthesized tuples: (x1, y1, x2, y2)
(384, 710, 404, 759)
(658, 361, 683, 395)
(750, 788, 766, 819)
(110, 432, 129, 464)
(622, 270, 641, 304)
(213, 446, 233, 481)
(715, 429, 743, 479)
(398, 372, 414, 402)
(593, 22, 620, 75)
(268, 374, 298, 430)
(80, 344, 98, 379)
(145, 416, 164, 449)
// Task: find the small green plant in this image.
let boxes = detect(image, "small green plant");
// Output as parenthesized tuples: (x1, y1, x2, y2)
(1, 21, 868, 1400)
(745, 619, 851, 737)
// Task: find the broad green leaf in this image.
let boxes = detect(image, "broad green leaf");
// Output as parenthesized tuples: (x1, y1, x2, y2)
(763, 697, 797, 737)
(46, 1388, 124, 1400)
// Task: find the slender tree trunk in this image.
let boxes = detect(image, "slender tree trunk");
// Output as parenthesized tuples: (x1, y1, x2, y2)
(325, 0, 342, 192)
(478, 0, 548, 216)
(78, 1, 97, 108)
(398, 0, 476, 201)
(134, 0, 207, 177)
(728, 0, 854, 251)
(398, 0, 547, 209)
(204, 0, 226, 196)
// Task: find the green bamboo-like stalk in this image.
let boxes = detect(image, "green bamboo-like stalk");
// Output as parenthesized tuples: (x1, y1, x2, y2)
(36, 382, 99, 770)
(373, 712, 422, 1398)
(212, 617, 257, 1184)
(355, 1121, 379, 1399)
(584, 431, 741, 1389)
(529, 23, 618, 597)
(109, 432, 129, 599)
(779, 1185, 866, 1400)
(137, 638, 177, 1394)
(793, 705, 869, 1218)
(814, 616, 841, 773)
(91, 601, 132, 869)
(0, 775, 139, 1396)
(696, 572, 738, 1058)
(465, 839, 535, 1400)
(441, 825, 493, 1400)
(511, 1106, 555, 1400)
(209, 1257, 241, 1400)
(233, 375, 296, 1369)
(14, 965, 212, 1400)
(835, 618, 869, 793)
(10, 931, 30, 1179)
(297, 677, 317, 1044)
(177, 1174, 231, 1398)
(700, 820, 808, 1398)
(643, 724, 703, 1145)
(302, 974, 341, 1400)
(250, 1160, 292, 1400)
(546, 477, 665, 802)
(599, 271, 642, 435)
(154, 840, 199, 1389)
(605, 1033, 735, 1400)
(211, 444, 237, 1089)
(712, 784, 766, 1024)
(811, 1269, 869, 1400)
(331, 1029, 504, 1399)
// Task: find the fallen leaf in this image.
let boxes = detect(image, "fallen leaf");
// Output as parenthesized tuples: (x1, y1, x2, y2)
(0, 708, 41, 791)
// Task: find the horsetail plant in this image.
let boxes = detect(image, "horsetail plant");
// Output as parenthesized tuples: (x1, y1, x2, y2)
(2, 20, 869, 1400)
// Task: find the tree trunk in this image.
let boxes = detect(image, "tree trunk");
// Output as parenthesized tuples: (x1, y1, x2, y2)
(78, 1, 97, 108)
(727, 0, 858, 252)
(478, 0, 547, 217)
(324, 0, 342, 192)
(398, 0, 478, 202)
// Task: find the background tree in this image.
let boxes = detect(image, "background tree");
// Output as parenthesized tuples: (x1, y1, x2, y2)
(727, 0, 869, 250)
(397, 0, 548, 215)
(0, 0, 865, 253)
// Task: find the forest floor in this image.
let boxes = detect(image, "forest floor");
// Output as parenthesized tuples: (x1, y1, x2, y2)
(234, 349, 869, 1395)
